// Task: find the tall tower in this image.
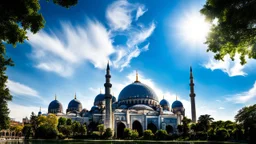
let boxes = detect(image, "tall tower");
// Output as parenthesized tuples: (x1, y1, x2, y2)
(104, 62, 112, 129)
(190, 66, 196, 123)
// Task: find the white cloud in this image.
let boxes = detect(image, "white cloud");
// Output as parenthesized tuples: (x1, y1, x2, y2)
(6, 79, 40, 97)
(8, 102, 47, 122)
(27, 19, 115, 77)
(27, 1, 155, 77)
(219, 107, 225, 110)
(113, 44, 149, 71)
(226, 81, 256, 104)
(126, 23, 155, 48)
(136, 6, 147, 21)
(106, 0, 146, 31)
(203, 54, 247, 77)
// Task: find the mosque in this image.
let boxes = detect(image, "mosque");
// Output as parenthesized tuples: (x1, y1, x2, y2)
(39, 63, 196, 137)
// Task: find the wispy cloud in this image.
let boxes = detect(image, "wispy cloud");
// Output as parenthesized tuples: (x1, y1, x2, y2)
(203, 54, 249, 77)
(27, 1, 155, 77)
(106, 0, 146, 31)
(226, 81, 256, 104)
(7, 79, 40, 97)
(136, 6, 147, 21)
(27, 19, 114, 77)
(219, 107, 225, 110)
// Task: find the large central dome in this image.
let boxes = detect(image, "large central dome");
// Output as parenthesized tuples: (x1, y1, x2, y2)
(118, 81, 158, 102)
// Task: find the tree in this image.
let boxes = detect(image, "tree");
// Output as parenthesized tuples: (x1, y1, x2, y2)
(181, 117, 192, 136)
(235, 104, 256, 143)
(0, 43, 13, 130)
(198, 114, 214, 131)
(97, 124, 104, 136)
(71, 121, 80, 136)
(22, 124, 32, 139)
(79, 124, 87, 135)
(216, 128, 230, 141)
(66, 118, 72, 125)
(58, 117, 67, 127)
(0, 0, 77, 130)
(30, 112, 38, 136)
(200, 0, 256, 65)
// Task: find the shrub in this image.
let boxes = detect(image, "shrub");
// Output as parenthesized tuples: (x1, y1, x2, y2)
(123, 128, 139, 139)
(124, 128, 132, 139)
(103, 128, 112, 139)
(195, 131, 207, 140)
(35, 126, 58, 139)
(143, 130, 154, 140)
(131, 130, 139, 139)
(216, 128, 230, 141)
(90, 131, 100, 139)
(155, 129, 168, 140)
(58, 133, 65, 139)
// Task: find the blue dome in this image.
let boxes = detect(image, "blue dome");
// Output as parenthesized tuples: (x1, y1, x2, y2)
(172, 100, 183, 108)
(118, 82, 158, 101)
(48, 100, 63, 113)
(160, 99, 170, 106)
(94, 94, 105, 106)
(67, 98, 82, 113)
(90, 105, 100, 112)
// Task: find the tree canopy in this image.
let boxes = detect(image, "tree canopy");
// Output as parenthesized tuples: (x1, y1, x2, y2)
(200, 0, 256, 65)
(0, 0, 77, 130)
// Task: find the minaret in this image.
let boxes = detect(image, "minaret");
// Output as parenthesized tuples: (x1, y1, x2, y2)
(189, 66, 196, 123)
(104, 62, 112, 129)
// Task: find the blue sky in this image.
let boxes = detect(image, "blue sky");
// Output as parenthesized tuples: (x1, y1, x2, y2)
(6, 0, 256, 121)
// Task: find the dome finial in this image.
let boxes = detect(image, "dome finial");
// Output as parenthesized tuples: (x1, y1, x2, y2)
(55, 94, 57, 100)
(135, 70, 139, 82)
(74, 92, 76, 99)
(39, 106, 41, 112)
(100, 88, 102, 94)
(163, 95, 164, 99)
(176, 94, 178, 100)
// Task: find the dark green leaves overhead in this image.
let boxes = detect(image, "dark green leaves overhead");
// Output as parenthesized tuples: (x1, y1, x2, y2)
(201, 0, 256, 65)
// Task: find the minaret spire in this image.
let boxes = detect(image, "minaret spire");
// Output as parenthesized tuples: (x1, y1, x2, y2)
(104, 62, 112, 129)
(189, 66, 196, 123)
(74, 93, 76, 99)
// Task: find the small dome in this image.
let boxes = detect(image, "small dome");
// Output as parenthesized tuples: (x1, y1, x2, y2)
(129, 104, 154, 111)
(160, 99, 170, 111)
(118, 81, 158, 102)
(48, 99, 63, 114)
(172, 100, 183, 108)
(160, 99, 170, 107)
(67, 98, 82, 113)
(80, 108, 89, 117)
(90, 105, 100, 113)
(94, 94, 105, 106)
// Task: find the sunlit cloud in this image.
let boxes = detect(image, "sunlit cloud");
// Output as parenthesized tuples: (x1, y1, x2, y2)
(226, 81, 256, 104)
(203, 54, 247, 77)
(7, 79, 40, 98)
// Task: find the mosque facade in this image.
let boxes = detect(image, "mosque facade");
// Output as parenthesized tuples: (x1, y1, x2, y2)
(40, 63, 196, 137)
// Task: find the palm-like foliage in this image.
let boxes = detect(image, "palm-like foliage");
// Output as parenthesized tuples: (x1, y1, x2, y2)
(198, 114, 214, 131)
(235, 104, 256, 142)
